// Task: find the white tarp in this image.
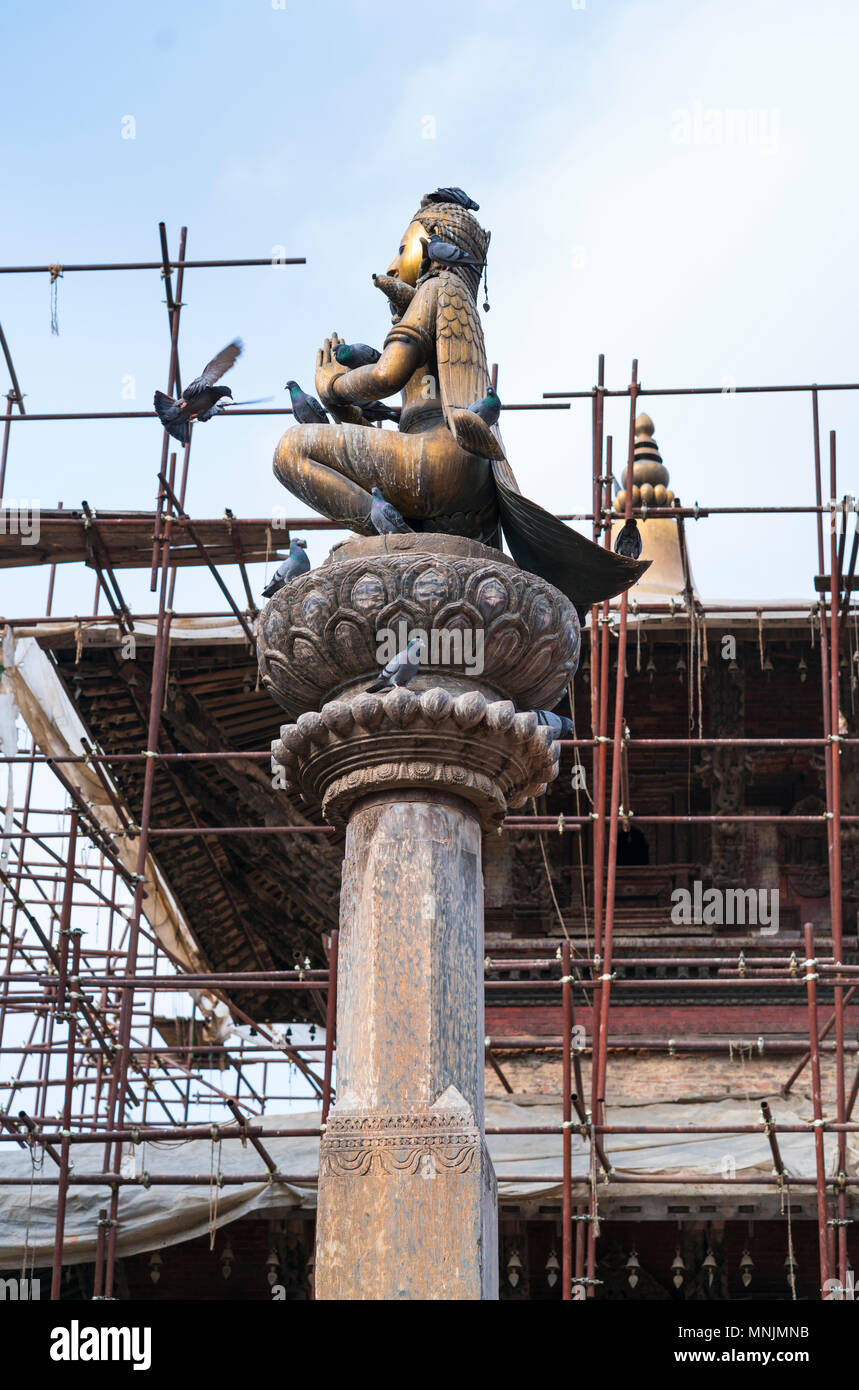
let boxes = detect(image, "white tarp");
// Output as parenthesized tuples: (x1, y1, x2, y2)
(1, 1093, 854, 1265)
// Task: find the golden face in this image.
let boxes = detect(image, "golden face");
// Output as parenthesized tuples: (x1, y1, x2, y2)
(387, 221, 426, 286)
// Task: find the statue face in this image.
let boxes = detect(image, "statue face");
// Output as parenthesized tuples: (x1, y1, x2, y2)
(387, 221, 426, 286)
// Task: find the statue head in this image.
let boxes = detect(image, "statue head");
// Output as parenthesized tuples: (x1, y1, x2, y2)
(387, 191, 489, 297)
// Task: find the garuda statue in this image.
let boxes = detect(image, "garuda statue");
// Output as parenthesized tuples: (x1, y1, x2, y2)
(273, 187, 648, 618)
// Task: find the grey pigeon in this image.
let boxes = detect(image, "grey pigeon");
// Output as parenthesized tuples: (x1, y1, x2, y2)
(262, 539, 310, 598)
(424, 187, 480, 212)
(420, 234, 483, 271)
(285, 380, 329, 425)
(370, 486, 412, 534)
(614, 518, 643, 559)
(360, 402, 400, 424)
(334, 343, 381, 368)
(534, 710, 575, 738)
(466, 385, 501, 427)
(366, 635, 424, 693)
(154, 339, 242, 445)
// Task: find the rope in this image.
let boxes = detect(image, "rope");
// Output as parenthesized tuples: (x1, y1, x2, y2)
(532, 796, 571, 944)
(696, 613, 706, 737)
(208, 1131, 222, 1250)
(20, 1136, 43, 1284)
(567, 680, 592, 954)
(781, 1180, 798, 1301)
(48, 265, 63, 336)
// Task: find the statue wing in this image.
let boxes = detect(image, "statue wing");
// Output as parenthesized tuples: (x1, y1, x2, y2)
(436, 273, 518, 472)
(491, 465, 651, 620)
(434, 276, 646, 613)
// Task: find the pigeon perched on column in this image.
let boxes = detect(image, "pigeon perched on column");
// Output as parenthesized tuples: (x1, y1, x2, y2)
(466, 385, 501, 427)
(370, 486, 412, 534)
(614, 518, 643, 559)
(366, 635, 424, 692)
(285, 380, 329, 425)
(533, 711, 576, 738)
(262, 539, 310, 598)
(334, 343, 382, 368)
(153, 340, 242, 446)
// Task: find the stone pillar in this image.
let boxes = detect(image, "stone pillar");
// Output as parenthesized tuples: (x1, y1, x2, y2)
(323, 793, 493, 1300)
(258, 535, 579, 1300)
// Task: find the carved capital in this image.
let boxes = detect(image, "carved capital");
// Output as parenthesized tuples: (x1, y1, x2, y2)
(272, 687, 560, 828)
(257, 534, 579, 720)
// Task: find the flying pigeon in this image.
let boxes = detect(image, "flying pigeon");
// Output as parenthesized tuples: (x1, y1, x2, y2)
(366, 635, 424, 693)
(423, 187, 480, 212)
(360, 402, 400, 424)
(466, 385, 501, 427)
(285, 380, 329, 425)
(370, 486, 412, 534)
(614, 518, 643, 559)
(334, 343, 381, 368)
(420, 235, 483, 271)
(534, 710, 576, 738)
(262, 539, 310, 598)
(153, 339, 242, 446)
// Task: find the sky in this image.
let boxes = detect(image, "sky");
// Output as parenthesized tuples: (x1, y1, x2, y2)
(2, 0, 858, 621)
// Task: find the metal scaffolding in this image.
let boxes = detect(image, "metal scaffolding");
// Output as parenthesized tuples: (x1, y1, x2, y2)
(0, 229, 856, 1301)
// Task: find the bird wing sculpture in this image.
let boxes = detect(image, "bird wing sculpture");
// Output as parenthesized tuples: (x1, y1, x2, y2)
(434, 275, 649, 618)
(436, 273, 506, 463)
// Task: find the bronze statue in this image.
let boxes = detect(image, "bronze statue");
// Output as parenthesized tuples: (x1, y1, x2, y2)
(273, 190, 648, 617)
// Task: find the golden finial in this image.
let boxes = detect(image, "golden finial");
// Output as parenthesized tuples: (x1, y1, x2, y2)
(615, 413, 676, 512)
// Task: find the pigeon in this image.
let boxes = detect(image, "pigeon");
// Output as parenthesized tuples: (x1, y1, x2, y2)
(285, 380, 329, 425)
(359, 402, 400, 424)
(366, 635, 424, 693)
(370, 486, 412, 534)
(423, 187, 480, 212)
(420, 235, 484, 272)
(614, 518, 643, 559)
(534, 710, 576, 738)
(261, 539, 310, 598)
(466, 385, 501, 427)
(153, 340, 242, 446)
(334, 343, 381, 368)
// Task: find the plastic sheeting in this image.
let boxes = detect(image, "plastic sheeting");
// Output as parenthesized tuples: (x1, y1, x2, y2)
(2, 1093, 854, 1265)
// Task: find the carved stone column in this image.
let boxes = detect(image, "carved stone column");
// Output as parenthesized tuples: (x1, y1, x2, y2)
(258, 535, 578, 1300)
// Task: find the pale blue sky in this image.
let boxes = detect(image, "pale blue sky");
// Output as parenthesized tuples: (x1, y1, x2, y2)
(2, 0, 858, 618)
